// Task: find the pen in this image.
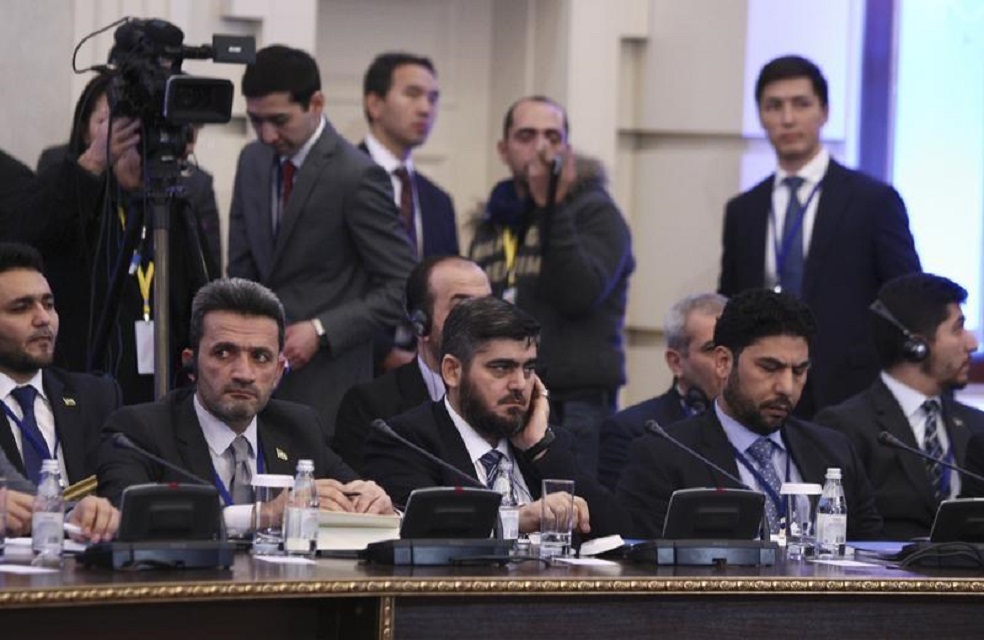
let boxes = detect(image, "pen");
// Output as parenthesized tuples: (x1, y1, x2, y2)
(63, 521, 83, 536)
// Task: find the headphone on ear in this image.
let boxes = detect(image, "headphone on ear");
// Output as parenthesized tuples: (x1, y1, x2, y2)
(409, 308, 431, 338)
(869, 299, 930, 363)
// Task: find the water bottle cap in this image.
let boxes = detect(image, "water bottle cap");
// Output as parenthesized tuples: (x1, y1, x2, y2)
(41, 459, 60, 472)
(825, 467, 842, 480)
(296, 459, 314, 472)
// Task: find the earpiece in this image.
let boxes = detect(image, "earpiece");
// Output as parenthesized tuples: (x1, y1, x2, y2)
(409, 308, 430, 338)
(869, 299, 930, 363)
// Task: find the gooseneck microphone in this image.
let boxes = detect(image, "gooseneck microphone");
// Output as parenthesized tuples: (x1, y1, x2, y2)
(370, 419, 485, 489)
(111, 432, 213, 487)
(877, 430, 984, 486)
(645, 420, 752, 490)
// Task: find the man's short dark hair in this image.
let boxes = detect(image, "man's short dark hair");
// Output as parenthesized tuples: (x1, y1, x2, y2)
(189, 278, 286, 354)
(363, 52, 435, 124)
(69, 72, 113, 157)
(713, 289, 817, 359)
(0, 243, 45, 276)
(501, 95, 570, 140)
(405, 255, 476, 319)
(242, 45, 321, 107)
(442, 297, 540, 366)
(755, 55, 829, 108)
(873, 273, 968, 368)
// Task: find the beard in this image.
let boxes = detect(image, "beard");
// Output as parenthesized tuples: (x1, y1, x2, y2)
(459, 374, 528, 441)
(721, 370, 793, 436)
(0, 340, 54, 376)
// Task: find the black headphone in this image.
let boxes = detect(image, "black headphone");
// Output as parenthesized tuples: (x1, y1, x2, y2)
(869, 299, 930, 363)
(409, 308, 430, 338)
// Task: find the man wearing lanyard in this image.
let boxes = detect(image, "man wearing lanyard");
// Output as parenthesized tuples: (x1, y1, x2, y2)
(617, 289, 882, 541)
(227, 45, 415, 442)
(360, 52, 459, 374)
(0, 242, 121, 541)
(468, 96, 634, 480)
(817, 273, 984, 540)
(97, 278, 395, 534)
(719, 55, 921, 418)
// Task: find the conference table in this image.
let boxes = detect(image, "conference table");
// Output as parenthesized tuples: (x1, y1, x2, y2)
(2, 549, 983, 639)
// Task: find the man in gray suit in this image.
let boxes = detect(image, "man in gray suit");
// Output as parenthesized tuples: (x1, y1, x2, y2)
(228, 46, 416, 437)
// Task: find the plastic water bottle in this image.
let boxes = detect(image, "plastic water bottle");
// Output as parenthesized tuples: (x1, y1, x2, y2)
(815, 467, 847, 558)
(32, 459, 64, 565)
(493, 458, 519, 543)
(283, 459, 319, 557)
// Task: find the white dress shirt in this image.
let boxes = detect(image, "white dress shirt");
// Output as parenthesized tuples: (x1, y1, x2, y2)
(0, 370, 66, 485)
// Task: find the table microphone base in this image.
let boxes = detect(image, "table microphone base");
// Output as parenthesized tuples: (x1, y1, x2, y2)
(77, 540, 236, 570)
(626, 539, 778, 566)
(363, 539, 514, 566)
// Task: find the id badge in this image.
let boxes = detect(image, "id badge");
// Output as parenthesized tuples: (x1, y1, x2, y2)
(502, 287, 518, 304)
(134, 320, 155, 375)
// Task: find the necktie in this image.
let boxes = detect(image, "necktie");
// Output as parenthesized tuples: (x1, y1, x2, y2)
(779, 175, 806, 296)
(392, 166, 418, 252)
(229, 435, 254, 505)
(274, 160, 296, 236)
(10, 385, 45, 485)
(922, 399, 946, 501)
(747, 437, 783, 534)
(479, 449, 504, 489)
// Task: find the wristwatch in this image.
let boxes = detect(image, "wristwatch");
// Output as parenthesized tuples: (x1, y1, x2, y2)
(310, 318, 329, 349)
(522, 427, 556, 463)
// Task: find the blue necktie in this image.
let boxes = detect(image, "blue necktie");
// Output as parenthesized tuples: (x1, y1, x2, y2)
(479, 449, 504, 489)
(10, 385, 45, 485)
(747, 437, 783, 534)
(780, 175, 806, 296)
(922, 399, 946, 501)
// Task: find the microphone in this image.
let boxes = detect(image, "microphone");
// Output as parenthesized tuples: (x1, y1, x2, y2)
(877, 430, 984, 486)
(111, 432, 213, 487)
(645, 420, 752, 490)
(370, 419, 484, 489)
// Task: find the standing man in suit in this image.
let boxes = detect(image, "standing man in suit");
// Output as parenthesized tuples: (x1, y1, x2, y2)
(97, 278, 394, 534)
(719, 55, 921, 417)
(598, 293, 727, 490)
(227, 45, 416, 437)
(333, 255, 491, 473)
(361, 52, 459, 373)
(617, 289, 882, 540)
(469, 96, 634, 479)
(816, 273, 984, 540)
(363, 296, 626, 537)
(0, 242, 121, 542)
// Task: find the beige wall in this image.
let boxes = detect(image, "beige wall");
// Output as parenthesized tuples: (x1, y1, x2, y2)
(0, 0, 863, 407)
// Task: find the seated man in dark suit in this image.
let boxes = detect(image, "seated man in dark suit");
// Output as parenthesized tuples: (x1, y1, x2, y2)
(363, 296, 625, 538)
(333, 255, 491, 473)
(0, 243, 121, 542)
(816, 273, 984, 539)
(97, 278, 394, 535)
(617, 289, 882, 540)
(598, 293, 727, 490)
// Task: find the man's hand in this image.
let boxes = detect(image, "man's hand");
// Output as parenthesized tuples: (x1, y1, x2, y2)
(112, 146, 143, 192)
(525, 143, 576, 208)
(4, 489, 34, 536)
(77, 117, 140, 177)
(284, 321, 321, 371)
(67, 496, 120, 544)
(510, 374, 550, 452)
(517, 492, 590, 535)
(315, 479, 395, 515)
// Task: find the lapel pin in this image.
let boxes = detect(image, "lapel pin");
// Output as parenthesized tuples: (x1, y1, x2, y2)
(63, 397, 76, 407)
(954, 417, 965, 428)
(276, 447, 288, 461)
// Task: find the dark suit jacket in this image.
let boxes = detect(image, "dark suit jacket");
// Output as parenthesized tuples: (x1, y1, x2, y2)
(815, 378, 984, 540)
(615, 409, 883, 540)
(719, 159, 921, 414)
(97, 389, 358, 506)
(362, 401, 626, 537)
(0, 368, 121, 486)
(333, 360, 430, 474)
(961, 434, 984, 498)
(597, 386, 687, 491)
(228, 122, 416, 435)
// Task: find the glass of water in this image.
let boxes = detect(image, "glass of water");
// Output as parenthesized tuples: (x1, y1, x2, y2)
(539, 478, 575, 560)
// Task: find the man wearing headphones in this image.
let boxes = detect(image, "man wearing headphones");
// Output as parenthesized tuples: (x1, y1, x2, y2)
(332, 256, 491, 473)
(815, 273, 984, 540)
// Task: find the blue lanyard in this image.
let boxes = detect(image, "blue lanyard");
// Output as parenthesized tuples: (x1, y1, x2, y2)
(732, 443, 791, 518)
(2, 399, 58, 461)
(770, 180, 823, 285)
(212, 445, 265, 506)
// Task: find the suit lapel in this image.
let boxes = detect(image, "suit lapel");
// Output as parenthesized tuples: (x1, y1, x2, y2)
(433, 403, 480, 483)
(173, 395, 219, 483)
(783, 420, 826, 484)
(870, 379, 937, 509)
(246, 145, 277, 280)
(271, 124, 337, 269)
(746, 180, 772, 286)
(257, 414, 296, 476)
(0, 408, 25, 476)
(43, 371, 84, 484)
(943, 397, 973, 465)
(803, 160, 849, 296)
